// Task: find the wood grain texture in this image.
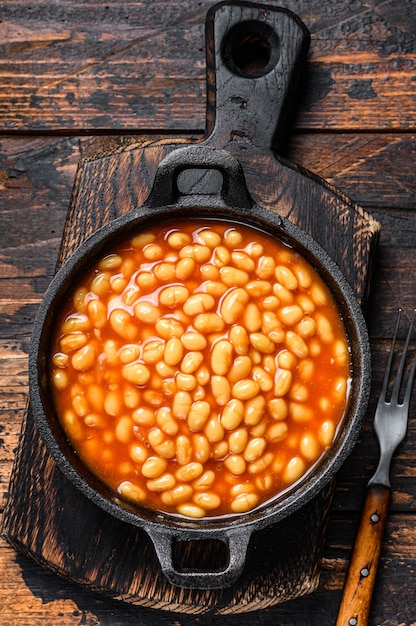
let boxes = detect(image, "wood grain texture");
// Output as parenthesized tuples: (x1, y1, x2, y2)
(1, 0, 415, 132)
(1, 0, 416, 623)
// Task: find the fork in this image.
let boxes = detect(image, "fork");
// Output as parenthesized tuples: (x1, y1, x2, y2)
(336, 309, 416, 626)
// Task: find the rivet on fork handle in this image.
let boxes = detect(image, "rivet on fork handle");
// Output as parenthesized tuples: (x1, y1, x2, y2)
(336, 309, 416, 626)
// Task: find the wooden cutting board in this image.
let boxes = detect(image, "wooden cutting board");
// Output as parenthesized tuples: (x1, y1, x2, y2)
(1, 1, 380, 615)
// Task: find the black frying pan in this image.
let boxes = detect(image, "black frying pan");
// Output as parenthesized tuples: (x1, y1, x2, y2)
(29, 144, 371, 589)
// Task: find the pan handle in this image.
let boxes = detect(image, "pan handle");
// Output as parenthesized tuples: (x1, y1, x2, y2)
(146, 525, 252, 589)
(144, 144, 256, 211)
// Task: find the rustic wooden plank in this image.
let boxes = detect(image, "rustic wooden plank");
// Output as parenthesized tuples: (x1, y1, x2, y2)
(285, 133, 416, 210)
(0, 0, 415, 132)
(0, 512, 415, 625)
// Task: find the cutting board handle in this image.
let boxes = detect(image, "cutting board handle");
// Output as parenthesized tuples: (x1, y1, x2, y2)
(204, 1, 310, 151)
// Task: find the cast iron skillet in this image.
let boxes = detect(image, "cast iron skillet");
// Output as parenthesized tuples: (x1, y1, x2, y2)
(29, 144, 371, 589)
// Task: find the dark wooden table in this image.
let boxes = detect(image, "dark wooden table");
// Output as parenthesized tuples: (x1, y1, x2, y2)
(1, 1, 415, 624)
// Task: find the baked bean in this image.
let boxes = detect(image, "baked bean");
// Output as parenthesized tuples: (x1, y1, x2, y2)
(244, 395, 266, 426)
(71, 343, 96, 371)
(72, 394, 89, 417)
(118, 481, 146, 504)
(252, 366, 273, 392)
(90, 272, 111, 297)
(175, 257, 196, 280)
(221, 399, 245, 431)
(114, 416, 132, 443)
(200, 263, 219, 280)
(159, 285, 189, 308)
(228, 428, 248, 454)
(248, 451, 273, 475)
(245, 280, 272, 298)
(211, 339, 233, 375)
(256, 255, 275, 279)
(176, 462, 204, 482)
(249, 332, 275, 354)
(232, 379, 260, 400)
(147, 473, 176, 492)
(289, 382, 308, 402)
(130, 444, 148, 464)
(290, 402, 314, 423)
(274, 369, 293, 397)
(243, 303, 262, 332)
(172, 391, 192, 418)
(205, 280, 228, 298)
(220, 288, 249, 325)
(51, 219, 351, 519)
(219, 266, 249, 287)
(283, 457, 305, 484)
(136, 271, 157, 290)
(266, 421, 288, 443)
(134, 300, 161, 324)
(224, 454, 246, 476)
(161, 484, 193, 506)
(244, 437, 266, 462)
(192, 434, 211, 464)
(211, 440, 229, 459)
(167, 231, 192, 249)
(228, 356, 252, 384)
(177, 503, 206, 518)
(181, 351, 204, 374)
(164, 337, 183, 366)
(231, 492, 259, 513)
(122, 362, 151, 386)
(154, 262, 176, 282)
(268, 398, 288, 421)
(179, 243, 211, 263)
(194, 312, 225, 333)
(297, 316, 317, 339)
(204, 416, 225, 443)
(193, 470, 215, 490)
(211, 375, 231, 405)
(142, 456, 168, 479)
(187, 400, 211, 431)
(286, 331, 309, 358)
(131, 232, 155, 248)
(300, 433, 321, 461)
(176, 372, 197, 391)
(318, 420, 336, 448)
(334, 339, 350, 366)
(52, 369, 68, 390)
(181, 331, 207, 351)
(143, 243, 163, 261)
(155, 317, 184, 339)
(261, 311, 285, 343)
(183, 293, 215, 316)
(198, 229, 222, 248)
(156, 408, 179, 436)
(229, 325, 250, 355)
(261, 295, 280, 310)
(119, 344, 141, 364)
(110, 309, 138, 341)
(193, 492, 221, 510)
(278, 305, 304, 327)
(132, 406, 155, 426)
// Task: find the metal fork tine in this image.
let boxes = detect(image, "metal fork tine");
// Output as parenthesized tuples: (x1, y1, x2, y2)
(379, 308, 402, 402)
(390, 308, 416, 405)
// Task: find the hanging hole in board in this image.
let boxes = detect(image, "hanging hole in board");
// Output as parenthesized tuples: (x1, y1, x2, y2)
(221, 20, 280, 78)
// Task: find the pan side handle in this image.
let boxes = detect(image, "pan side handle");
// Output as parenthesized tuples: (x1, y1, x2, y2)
(146, 525, 252, 589)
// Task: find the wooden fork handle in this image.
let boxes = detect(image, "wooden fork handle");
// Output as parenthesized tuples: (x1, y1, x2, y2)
(336, 483, 391, 626)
